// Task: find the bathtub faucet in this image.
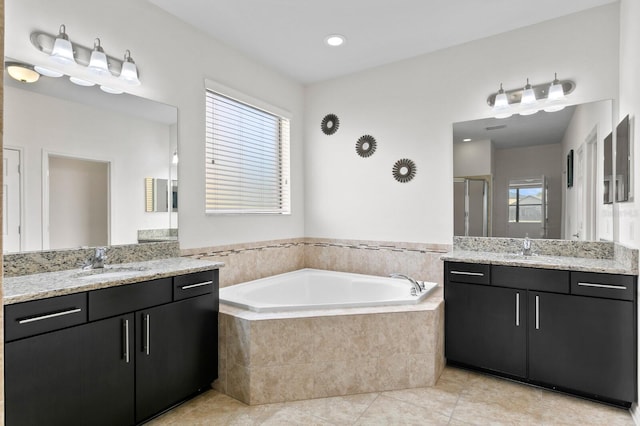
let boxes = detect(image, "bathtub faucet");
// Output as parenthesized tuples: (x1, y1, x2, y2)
(389, 273, 424, 296)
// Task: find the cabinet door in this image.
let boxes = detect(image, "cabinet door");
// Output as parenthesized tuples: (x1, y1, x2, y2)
(445, 281, 527, 378)
(5, 314, 135, 426)
(529, 291, 635, 403)
(135, 293, 217, 423)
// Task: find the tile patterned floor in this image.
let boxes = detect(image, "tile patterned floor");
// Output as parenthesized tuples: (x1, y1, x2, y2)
(148, 366, 634, 425)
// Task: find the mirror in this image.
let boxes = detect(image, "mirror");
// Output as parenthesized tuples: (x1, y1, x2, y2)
(3, 66, 178, 253)
(453, 100, 613, 241)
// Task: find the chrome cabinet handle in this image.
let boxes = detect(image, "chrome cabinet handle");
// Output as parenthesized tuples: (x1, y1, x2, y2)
(535, 295, 540, 330)
(180, 280, 213, 290)
(450, 271, 484, 277)
(143, 314, 150, 355)
(578, 282, 627, 290)
(515, 293, 520, 327)
(18, 308, 82, 324)
(123, 319, 130, 363)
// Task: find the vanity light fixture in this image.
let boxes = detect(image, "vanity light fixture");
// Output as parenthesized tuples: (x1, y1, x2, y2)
(519, 78, 538, 116)
(87, 38, 109, 76)
(487, 74, 575, 119)
(50, 25, 76, 65)
(543, 73, 567, 112)
(5, 62, 40, 83)
(491, 83, 512, 119)
(119, 50, 141, 86)
(29, 24, 143, 94)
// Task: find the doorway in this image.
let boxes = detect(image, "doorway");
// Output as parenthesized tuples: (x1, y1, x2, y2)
(45, 154, 110, 249)
(3, 148, 22, 253)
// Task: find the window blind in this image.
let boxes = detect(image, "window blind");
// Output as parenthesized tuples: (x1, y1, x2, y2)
(205, 90, 290, 214)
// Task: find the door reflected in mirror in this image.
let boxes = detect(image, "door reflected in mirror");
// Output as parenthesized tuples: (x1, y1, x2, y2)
(453, 100, 613, 241)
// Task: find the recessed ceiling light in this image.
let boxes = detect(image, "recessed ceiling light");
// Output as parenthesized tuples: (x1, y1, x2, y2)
(325, 34, 346, 47)
(463, 138, 472, 142)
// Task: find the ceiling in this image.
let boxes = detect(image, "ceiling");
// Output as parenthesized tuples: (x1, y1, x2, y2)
(148, 0, 616, 84)
(452, 106, 577, 149)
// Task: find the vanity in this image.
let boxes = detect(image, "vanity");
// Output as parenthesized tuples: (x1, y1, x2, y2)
(3, 255, 223, 426)
(443, 238, 638, 407)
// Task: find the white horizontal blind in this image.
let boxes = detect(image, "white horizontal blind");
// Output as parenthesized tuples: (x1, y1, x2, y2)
(205, 90, 290, 214)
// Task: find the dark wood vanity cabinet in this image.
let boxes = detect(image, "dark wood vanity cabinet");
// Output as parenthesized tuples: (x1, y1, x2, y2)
(445, 261, 637, 406)
(4, 269, 219, 426)
(445, 281, 527, 378)
(5, 313, 135, 426)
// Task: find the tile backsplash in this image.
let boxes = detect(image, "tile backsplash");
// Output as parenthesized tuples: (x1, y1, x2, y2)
(184, 237, 451, 288)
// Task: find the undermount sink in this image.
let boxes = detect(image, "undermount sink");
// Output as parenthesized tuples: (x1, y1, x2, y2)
(74, 266, 149, 280)
(496, 253, 558, 262)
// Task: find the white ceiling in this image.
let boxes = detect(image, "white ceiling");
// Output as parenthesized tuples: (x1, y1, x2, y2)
(452, 106, 577, 149)
(148, 0, 616, 84)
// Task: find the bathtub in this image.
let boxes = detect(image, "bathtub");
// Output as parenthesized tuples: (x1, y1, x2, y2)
(219, 268, 437, 312)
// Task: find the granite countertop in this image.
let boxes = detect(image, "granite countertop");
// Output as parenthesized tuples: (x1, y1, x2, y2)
(442, 250, 635, 275)
(4, 257, 224, 305)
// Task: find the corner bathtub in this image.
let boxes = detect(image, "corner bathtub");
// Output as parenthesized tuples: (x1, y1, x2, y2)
(219, 268, 437, 312)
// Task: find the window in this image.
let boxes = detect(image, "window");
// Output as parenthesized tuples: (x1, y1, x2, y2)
(205, 88, 290, 214)
(508, 179, 543, 223)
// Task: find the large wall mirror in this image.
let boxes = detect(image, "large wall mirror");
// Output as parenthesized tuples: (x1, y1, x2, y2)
(453, 99, 613, 241)
(3, 66, 178, 253)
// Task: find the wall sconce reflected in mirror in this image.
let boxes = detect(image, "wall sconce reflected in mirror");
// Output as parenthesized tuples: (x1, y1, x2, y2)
(487, 74, 575, 119)
(5, 62, 40, 83)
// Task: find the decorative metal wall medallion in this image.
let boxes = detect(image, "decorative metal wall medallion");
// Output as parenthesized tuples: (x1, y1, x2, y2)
(355, 135, 377, 157)
(392, 158, 416, 183)
(321, 114, 340, 135)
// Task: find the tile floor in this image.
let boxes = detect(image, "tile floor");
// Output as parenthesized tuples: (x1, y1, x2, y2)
(149, 366, 634, 425)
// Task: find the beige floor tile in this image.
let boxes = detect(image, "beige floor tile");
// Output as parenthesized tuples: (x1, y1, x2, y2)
(354, 394, 450, 425)
(147, 367, 634, 426)
(538, 389, 633, 426)
(258, 406, 337, 425)
(381, 385, 460, 418)
(285, 393, 378, 424)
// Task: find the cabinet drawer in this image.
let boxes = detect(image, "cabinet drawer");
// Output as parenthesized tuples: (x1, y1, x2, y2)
(446, 262, 490, 285)
(5, 293, 87, 342)
(173, 270, 218, 301)
(492, 266, 569, 293)
(88, 278, 173, 321)
(571, 272, 635, 301)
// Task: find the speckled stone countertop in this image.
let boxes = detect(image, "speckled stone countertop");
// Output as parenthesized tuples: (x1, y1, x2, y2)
(443, 237, 638, 275)
(4, 257, 224, 305)
(442, 250, 635, 274)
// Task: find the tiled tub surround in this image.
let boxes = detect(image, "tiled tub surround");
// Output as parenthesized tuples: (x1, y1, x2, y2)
(447, 236, 638, 274)
(215, 287, 445, 405)
(3, 256, 223, 304)
(4, 241, 181, 277)
(183, 237, 450, 288)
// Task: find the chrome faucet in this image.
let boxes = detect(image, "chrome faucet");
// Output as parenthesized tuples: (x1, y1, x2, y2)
(522, 234, 532, 256)
(389, 273, 423, 296)
(83, 247, 107, 269)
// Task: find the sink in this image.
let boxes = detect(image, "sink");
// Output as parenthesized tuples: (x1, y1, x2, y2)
(73, 266, 149, 280)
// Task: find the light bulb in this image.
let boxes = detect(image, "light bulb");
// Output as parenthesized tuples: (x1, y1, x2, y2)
(119, 50, 141, 86)
(50, 25, 76, 65)
(492, 83, 512, 119)
(88, 38, 110, 76)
